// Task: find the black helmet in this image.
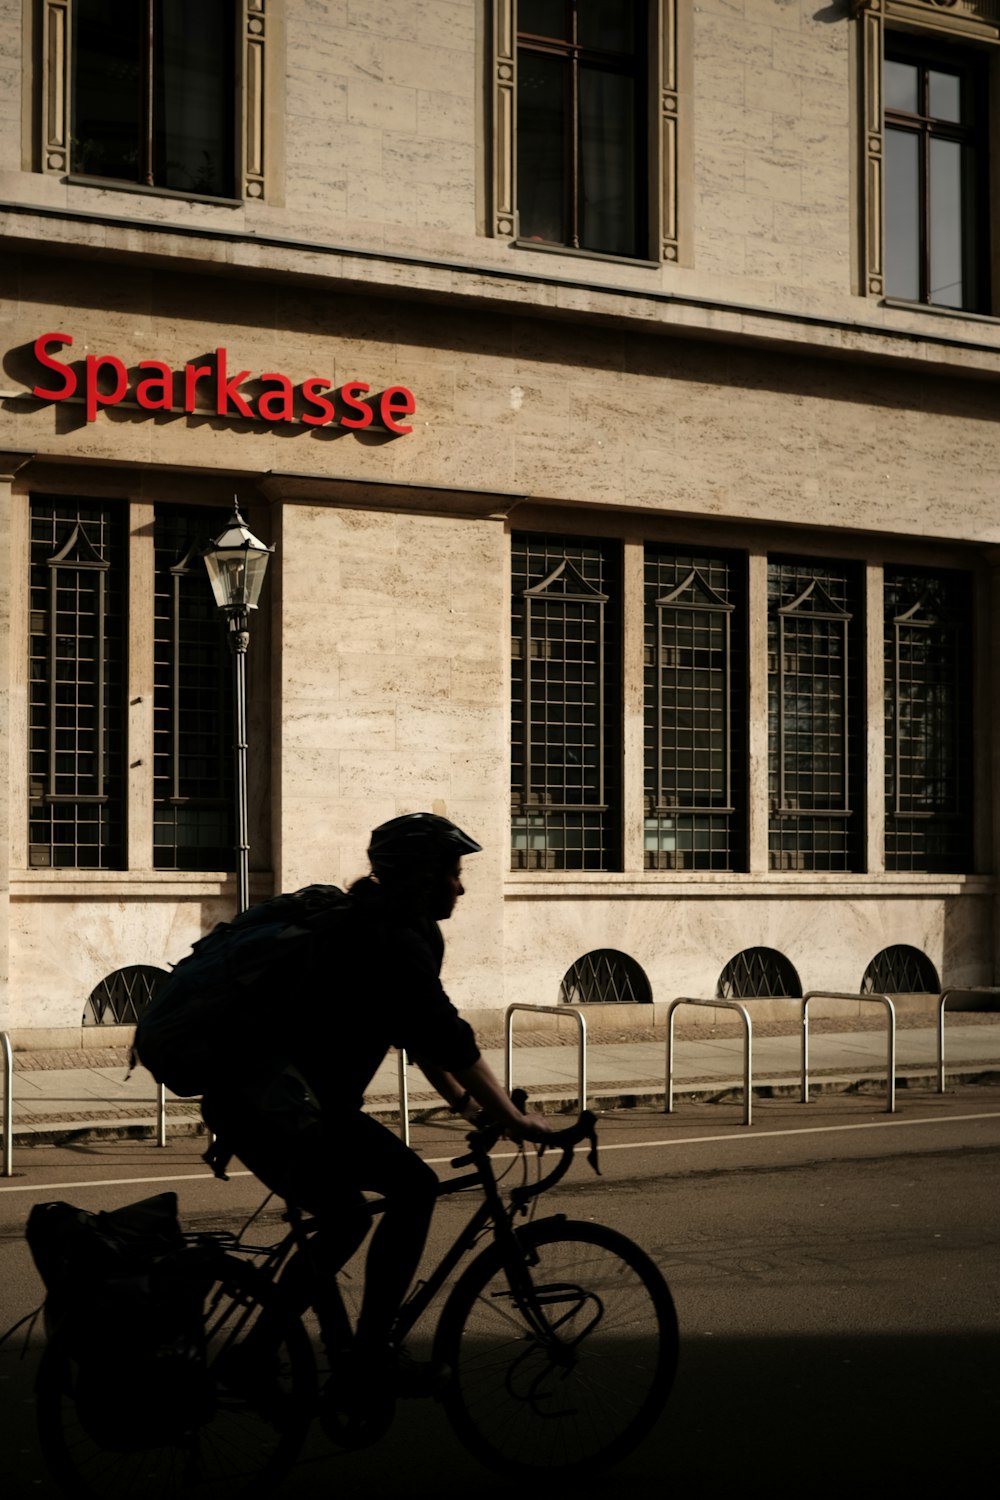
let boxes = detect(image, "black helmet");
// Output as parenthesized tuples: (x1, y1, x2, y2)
(367, 813, 482, 878)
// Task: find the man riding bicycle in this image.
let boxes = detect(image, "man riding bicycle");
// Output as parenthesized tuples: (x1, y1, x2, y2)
(200, 812, 549, 1407)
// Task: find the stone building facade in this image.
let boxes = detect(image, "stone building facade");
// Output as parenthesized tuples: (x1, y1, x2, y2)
(1, 0, 999, 1044)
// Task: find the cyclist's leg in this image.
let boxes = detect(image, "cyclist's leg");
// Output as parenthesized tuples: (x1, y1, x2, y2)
(329, 1109, 439, 1349)
(201, 1078, 367, 1351)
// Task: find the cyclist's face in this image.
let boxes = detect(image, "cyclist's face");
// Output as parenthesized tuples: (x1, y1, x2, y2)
(430, 859, 464, 920)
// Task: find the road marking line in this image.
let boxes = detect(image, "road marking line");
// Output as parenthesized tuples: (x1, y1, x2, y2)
(3, 1110, 999, 1195)
(452, 1109, 1000, 1164)
(0, 1170, 254, 1195)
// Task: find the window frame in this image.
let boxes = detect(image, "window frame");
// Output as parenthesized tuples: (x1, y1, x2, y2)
(515, 1, 649, 259)
(767, 559, 864, 873)
(491, 0, 681, 265)
(38, 0, 271, 204)
(883, 35, 989, 311)
(855, 0, 1000, 313)
(643, 546, 747, 872)
(24, 493, 269, 877)
(510, 533, 622, 872)
(883, 566, 973, 872)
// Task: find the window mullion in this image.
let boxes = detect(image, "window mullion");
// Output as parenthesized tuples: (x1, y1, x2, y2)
(143, 0, 155, 187)
(127, 502, 155, 871)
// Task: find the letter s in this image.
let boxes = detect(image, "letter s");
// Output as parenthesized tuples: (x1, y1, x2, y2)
(302, 377, 335, 427)
(339, 380, 373, 430)
(32, 332, 77, 401)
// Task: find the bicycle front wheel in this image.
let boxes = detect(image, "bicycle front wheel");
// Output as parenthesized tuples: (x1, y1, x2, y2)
(36, 1251, 315, 1500)
(435, 1218, 678, 1479)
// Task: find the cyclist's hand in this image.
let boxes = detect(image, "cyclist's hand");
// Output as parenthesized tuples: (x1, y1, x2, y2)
(508, 1110, 552, 1144)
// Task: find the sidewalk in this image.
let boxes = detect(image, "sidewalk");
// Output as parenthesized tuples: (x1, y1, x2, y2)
(4, 1010, 1000, 1148)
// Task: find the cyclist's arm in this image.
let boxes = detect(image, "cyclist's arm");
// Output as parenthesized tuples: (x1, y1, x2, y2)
(451, 1056, 551, 1142)
(415, 1056, 548, 1140)
(415, 1059, 476, 1116)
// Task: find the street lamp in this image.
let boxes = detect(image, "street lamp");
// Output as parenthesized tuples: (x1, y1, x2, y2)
(203, 499, 273, 915)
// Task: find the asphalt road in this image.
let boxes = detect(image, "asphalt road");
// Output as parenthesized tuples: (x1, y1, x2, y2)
(2, 1085, 999, 1496)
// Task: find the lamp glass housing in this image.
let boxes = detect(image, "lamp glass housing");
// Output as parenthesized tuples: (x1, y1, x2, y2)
(203, 512, 272, 612)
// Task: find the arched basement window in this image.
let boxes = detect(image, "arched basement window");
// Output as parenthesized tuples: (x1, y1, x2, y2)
(83, 965, 168, 1025)
(861, 946, 939, 994)
(560, 950, 652, 1004)
(717, 947, 802, 999)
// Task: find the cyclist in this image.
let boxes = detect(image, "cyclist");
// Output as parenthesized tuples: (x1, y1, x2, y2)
(200, 812, 549, 1406)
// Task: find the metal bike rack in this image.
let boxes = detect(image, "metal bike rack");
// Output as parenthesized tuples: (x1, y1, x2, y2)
(1, 1031, 12, 1177)
(664, 998, 754, 1126)
(397, 1048, 411, 1146)
(157, 1080, 168, 1147)
(504, 1004, 587, 1113)
(938, 987, 1000, 1093)
(801, 991, 896, 1112)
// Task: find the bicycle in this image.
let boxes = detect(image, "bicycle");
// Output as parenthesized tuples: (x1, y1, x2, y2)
(34, 1100, 680, 1498)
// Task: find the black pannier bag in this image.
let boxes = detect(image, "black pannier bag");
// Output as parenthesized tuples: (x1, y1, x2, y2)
(26, 1191, 213, 1450)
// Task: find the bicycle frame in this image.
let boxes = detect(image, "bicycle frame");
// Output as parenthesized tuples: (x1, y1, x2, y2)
(231, 1115, 596, 1357)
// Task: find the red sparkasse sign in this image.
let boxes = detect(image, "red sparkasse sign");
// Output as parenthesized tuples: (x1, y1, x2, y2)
(31, 332, 416, 432)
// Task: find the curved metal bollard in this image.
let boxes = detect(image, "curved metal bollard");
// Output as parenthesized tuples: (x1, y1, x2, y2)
(397, 1048, 411, 1146)
(801, 991, 896, 1112)
(938, 987, 1000, 1092)
(1, 1031, 12, 1177)
(664, 998, 754, 1126)
(504, 1004, 587, 1113)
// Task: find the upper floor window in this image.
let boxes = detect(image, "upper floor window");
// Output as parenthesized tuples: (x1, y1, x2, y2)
(516, 0, 649, 258)
(39, 0, 270, 202)
(883, 39, 988, 312)
(71, 0, 235, 196)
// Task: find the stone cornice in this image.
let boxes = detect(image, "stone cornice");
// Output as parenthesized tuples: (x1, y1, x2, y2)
(4, 202, 1000, 381)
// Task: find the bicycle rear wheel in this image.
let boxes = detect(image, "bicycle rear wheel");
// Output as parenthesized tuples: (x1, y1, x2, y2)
(36, 1251, 315, 1500)
(435, 1218, 678, 1479)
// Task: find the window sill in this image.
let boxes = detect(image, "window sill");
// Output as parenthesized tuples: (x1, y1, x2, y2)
(512, 239, 661, 271)
(504, 871, 997, 898)
(65, 175, 244, 210)
(10, 869, 274, 899)
(882, 297, 1000, 328)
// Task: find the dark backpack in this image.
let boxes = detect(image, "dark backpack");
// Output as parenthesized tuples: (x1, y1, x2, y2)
(134, 883, 348, 1096)
(27, 1192, 213, 1452)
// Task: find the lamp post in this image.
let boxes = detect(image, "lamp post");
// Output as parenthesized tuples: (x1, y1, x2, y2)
(203, 500, 273, 915)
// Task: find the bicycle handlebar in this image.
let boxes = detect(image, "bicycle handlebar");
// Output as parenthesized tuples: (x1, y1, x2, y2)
(449, 1088, 601, 1205)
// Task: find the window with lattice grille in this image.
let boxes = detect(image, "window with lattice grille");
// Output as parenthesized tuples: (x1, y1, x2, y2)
(861, 945, 939, 994)
(644, 548, 746, 870)
(29, 500, 126, 869)
(83, 964, 169, 1025)
(511, 534, 621, 870)
(767, 559, 862, 872)
(560, 949, 652, 1004)
(29, 495, 259, 874)
(884, 568, 972, 873)
(154, 510, 235, 870)
(717, 948, 801, 999)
